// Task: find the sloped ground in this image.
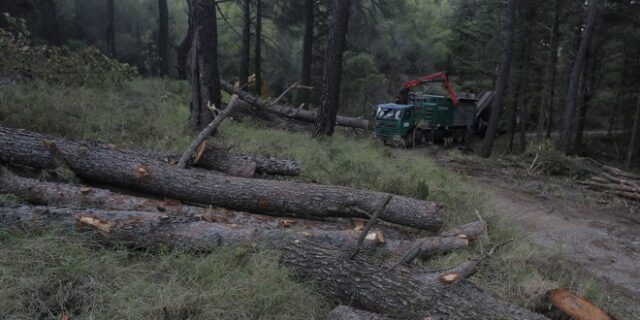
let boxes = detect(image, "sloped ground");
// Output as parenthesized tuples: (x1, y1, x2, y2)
(397, 147, 640, 318)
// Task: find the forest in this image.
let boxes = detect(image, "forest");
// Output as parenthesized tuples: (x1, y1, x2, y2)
(0, 0, 639, 319)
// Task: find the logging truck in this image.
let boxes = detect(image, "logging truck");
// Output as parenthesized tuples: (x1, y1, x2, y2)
(372, 72, 488, 148)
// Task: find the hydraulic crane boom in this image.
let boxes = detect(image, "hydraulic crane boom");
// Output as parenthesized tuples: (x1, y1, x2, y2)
(397, 72, 459, 107)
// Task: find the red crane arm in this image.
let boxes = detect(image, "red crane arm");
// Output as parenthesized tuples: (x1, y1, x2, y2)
(400, 72, 459, 107)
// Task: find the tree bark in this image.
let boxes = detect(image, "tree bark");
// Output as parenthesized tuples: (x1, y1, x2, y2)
(106, 0, 116, 58)
(313, 0, 352, 138)
(0, 206, 548, 320)
(176, 0, 193, 80)
(221, 80, 369, 130)
(0, 171, 490, 257)
(479, 0, 516, 158)
(536, 0, 562, 143)
(157, 0, 169, 76)
(0, 126, 443, 230)
(559, 0, 598, 154)
(254, 0, 262, 96)
(239, 0, 251, 91)
(295, 0, 314, 108)
(626, 91, 640, 169)
(178, 95, 240, 168)
(189, 0, 222, 130)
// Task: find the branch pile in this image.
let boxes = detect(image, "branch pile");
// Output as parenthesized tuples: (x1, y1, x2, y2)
(0, 125, 551, 319)
(578, 165, 640, 201)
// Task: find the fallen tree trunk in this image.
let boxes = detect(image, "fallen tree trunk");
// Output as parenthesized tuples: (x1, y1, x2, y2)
(220, 80, 370, 130)
(0, 171, 489, 256)
(0, 126, 443, 230)
(116, 140, 300, 177)
(0, 206, 548, 319)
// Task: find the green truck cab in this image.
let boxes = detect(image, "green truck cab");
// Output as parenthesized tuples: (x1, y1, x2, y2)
(372, 93, 477, 148)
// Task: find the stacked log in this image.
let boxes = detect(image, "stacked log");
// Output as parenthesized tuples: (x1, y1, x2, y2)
(0, 125, 553, 319)
(578, 165, 640, 201)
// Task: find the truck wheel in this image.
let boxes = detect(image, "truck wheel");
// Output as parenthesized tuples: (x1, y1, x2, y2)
(404, 130, 416, 148)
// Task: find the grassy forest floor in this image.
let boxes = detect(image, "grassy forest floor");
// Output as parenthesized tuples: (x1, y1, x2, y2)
(0, 79, 638, 319)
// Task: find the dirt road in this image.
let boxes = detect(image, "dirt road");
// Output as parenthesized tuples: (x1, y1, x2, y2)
(396, 147, 640, 315)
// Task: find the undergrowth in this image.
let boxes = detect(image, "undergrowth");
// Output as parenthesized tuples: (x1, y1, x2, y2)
(0, 79, 633, 319)
(0, 227, 327, 319)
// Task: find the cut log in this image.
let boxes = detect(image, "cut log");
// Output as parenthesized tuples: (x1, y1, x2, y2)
(540, 288, 611, 320)
(177, 95, 240, 168)
(0, 126, 443, 230)
(0, 171, 414, 242)
(221, 80, 370, 130)
(0, 206, 548, 319)
(326, 306, 392, 320)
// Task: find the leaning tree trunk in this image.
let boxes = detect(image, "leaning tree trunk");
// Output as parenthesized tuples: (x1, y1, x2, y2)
(480, 0, 516, 158)
(254, 0, 262, 96)
(559, 0, 598, 154)
(105, 0, 116, 58)
(176, 0, 193, 80)
(239, 0, 251, 91)
(0, 206, 548, 320)
(536, 0, 562, 143)
(188, 0, 222, 130)
(295, 0, 315, 108)
(221, 80, 369, 130)
(157, 0, 169, 76)
(313, 0, 352, 138)
(0, 126, 443, 230)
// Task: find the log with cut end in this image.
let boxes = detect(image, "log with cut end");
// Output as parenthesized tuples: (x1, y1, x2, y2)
(220, 80, 370, 130)
(0, 171, 414, 242)
(0, 126, 443, 230)
(0, 206, 548, 320)
(540, 288, 611, 320)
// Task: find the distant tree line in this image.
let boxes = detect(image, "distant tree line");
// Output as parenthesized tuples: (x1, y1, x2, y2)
(1, 0, 639, 167)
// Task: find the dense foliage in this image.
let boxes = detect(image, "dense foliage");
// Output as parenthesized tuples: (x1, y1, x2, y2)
(0, 14, 136, 86)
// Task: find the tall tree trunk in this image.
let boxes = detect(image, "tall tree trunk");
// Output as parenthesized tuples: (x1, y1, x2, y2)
(559, 0, 597, 154)
(188, 0, 222, 130)
(254, 0, 262, 96)
(479, 0, 516, 158)
(176, 0, 193, 80)
(39, 0, 61, 45)
(537, 0, 562, 143)
(239, 0, 251, 91)
(507, 3, 535, 154)
(573, 40, 603, 155)
(106, 0, 116, 58)
(626, 91, 640, 169)
(157, 0, 169, 76)
(296, 0, 314, 108)
(313, 0, 352, 138)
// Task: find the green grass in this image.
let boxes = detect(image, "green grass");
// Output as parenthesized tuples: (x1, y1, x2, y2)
(0, 228, 327, 319)
(0, 79, 634, 319)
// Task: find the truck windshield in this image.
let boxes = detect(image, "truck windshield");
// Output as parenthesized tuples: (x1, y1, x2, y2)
(376, 108, 402, 120)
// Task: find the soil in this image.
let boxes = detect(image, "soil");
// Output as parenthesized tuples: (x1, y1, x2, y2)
(395, 147, 640, 317)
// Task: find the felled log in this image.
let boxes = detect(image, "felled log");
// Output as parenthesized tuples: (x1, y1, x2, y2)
(177, 95, 241, 168)
(0, 206, 548, 320)
(539, 288, 611, 320)
(0, 126, 443, 230)
(326, 306, 392, 320)
(0, 171, 489, 256)
(602, 165, 640, 181)
(221, 80, 370, 130)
